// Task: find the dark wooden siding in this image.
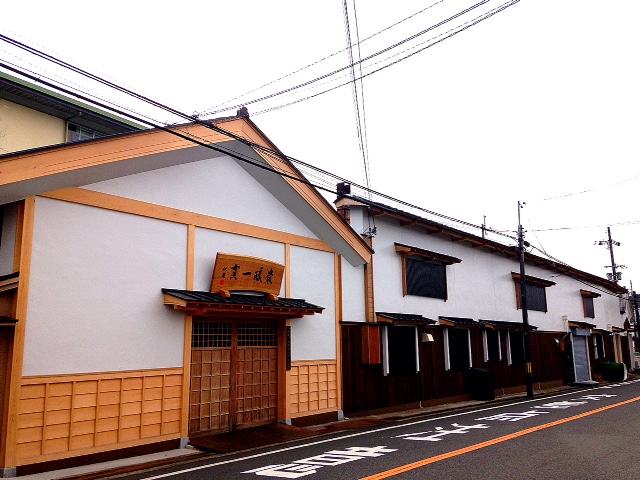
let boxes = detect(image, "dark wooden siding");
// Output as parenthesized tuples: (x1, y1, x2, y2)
(342, 324, 567, 414)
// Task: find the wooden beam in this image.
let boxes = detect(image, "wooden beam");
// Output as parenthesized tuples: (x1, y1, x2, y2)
(4, 197, 35, 468)
(42, 188, 334, 253)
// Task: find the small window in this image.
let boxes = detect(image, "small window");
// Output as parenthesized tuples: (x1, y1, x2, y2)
(448, 328, 471, 371)
(388, 326, 417, 375)
(67, 123, 105, 143)
(513, 273, 554, 313)
(405, 256, 447, 300)
(583, 296, 595, 318)
(509, 331, 525, 365)
(487, 330, 501, 362)
(580, 290, 600, 318)
(525, 283, 547, 312)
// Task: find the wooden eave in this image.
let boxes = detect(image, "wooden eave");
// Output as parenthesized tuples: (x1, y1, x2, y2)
(568, 320, 596, 330)
(579, 289, 601, 299)
(0, 117, 373, 264)
(593, 328, 612, 336)
(394, 243, 462, 265)
(0, 316, 17, 327)
(345, 195, 626, 294)
(511, 272, 556, 288)
(0, 272, 19, 293)
(438, 316, 480, 328)
(163, 292, 322, 319)
(610, 326, 626, 333)
(478, 319, 537, 331)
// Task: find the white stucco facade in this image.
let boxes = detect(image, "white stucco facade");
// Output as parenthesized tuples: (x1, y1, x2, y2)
(25, 197, 187, 376)
(364, 213, 625, 332)
(289, 246, 337, 361)
(84, 155, 318, 238)
(341, 260, 366, 323)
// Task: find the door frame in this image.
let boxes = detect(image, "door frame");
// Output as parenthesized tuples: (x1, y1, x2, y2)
(188, 317, 286, 436)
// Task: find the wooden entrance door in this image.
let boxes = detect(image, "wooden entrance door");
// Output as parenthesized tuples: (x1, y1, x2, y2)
(189, 319, 278, 435)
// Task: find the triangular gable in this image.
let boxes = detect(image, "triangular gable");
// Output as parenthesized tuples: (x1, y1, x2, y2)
(0, 118, 372, 265)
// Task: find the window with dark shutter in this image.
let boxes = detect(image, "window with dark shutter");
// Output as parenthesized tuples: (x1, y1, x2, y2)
(388, 326, 417, 375)
(525, 283, 547, 312)
(513, 273, 554, 313)
(405, 256, 447, 300)
(509, 331, 525, 365)
(448, 328, 470, 371)
(583, 297, 595, 318)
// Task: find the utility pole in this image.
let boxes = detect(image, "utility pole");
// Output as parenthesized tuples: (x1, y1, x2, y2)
(517, 201, 534, 398)
(597, 227, 623, 283)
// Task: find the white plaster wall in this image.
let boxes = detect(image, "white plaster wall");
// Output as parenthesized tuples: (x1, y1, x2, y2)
(194, 227, 285, 294)
(341, 261, 366, 322)
(24, 197, 186, 376)
(84, 155, 317, 238)
(0, 203, 18, 275)
(289, 246, 336, 360)
(372, 217, 625, 332)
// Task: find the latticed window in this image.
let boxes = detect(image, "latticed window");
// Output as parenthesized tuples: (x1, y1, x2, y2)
(238, 322, 277, 347)
(192, 321, 231, 348)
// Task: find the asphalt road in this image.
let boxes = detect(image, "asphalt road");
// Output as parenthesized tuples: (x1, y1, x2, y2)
(123, 380, 640, 480)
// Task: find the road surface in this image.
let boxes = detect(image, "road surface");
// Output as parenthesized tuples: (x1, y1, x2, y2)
(121, 380, 640, 480)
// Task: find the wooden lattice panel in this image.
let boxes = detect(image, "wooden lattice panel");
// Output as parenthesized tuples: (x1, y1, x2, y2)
(235, 347, 277, 427)
(288, 360, 337, 417)
(189, 348, 231, 434)
(16, 368, 182, 465)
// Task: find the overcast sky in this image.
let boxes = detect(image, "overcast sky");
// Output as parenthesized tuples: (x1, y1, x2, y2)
(1, 0, 639, 289)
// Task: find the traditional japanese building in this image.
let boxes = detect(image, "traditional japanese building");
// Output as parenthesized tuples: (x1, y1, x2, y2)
(335, 188, 633, 414)
(0, 116, 371, 475)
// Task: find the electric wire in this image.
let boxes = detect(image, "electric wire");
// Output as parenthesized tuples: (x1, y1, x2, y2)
(253, 0, 519, 116)
(342, 0, 372, 203)
(352, 0, 373, 198)
(0, 57, 516, 245)
(201, 0, 493, 116)
(0, 20, 521, 242)
(202, 0, 449, 113)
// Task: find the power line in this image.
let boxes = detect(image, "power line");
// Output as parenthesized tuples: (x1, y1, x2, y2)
(203, 0, 448, 113)
(252, 0, 519, 116)
(542, 172, 640, 201)
(201, 0, 494, 116)
(352, 0, 372, 196)
(0, 56, 515, 244)
(531, 220, 640, 232)
(342, 0, 371, 195)
(0, 32, 521, 241)
(5, 42, 623, 298)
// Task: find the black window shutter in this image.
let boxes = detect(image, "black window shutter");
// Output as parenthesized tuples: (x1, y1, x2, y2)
(406, 256, 447, 300)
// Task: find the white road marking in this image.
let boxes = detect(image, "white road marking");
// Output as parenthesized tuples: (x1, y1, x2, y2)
(140, 382, 639, 479)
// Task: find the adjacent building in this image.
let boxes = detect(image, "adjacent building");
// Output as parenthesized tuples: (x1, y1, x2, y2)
(335, 190, 633, 413)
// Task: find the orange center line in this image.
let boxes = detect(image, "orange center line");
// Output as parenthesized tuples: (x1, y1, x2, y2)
(361, 395, 640, 480)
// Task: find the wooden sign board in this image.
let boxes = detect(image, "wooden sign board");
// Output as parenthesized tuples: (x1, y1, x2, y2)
(210, 253, 284, 299)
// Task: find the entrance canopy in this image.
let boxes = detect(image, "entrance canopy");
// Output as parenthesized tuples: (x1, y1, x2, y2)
(162, 288, 323, 319)
(438, 316, 479, 328)
(479, 319, 538, 331)
(375, 311, 436, 326)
